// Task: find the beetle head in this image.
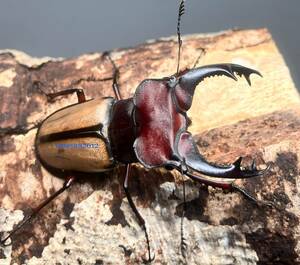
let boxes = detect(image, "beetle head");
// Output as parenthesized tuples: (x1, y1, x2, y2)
(133, 64, 267, 179)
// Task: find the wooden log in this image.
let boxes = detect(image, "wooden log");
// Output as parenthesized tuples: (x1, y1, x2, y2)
(0, 28, 299, 265)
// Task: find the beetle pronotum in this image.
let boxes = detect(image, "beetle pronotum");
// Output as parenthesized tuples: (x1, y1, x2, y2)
(1, 0, 270, 262)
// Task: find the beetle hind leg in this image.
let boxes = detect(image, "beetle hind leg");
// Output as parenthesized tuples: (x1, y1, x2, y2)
(0, 176, 75, 246)
(123, 164, 155, 263)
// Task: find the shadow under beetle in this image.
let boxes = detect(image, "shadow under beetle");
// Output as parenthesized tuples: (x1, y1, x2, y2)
(1, 0, 271, 262)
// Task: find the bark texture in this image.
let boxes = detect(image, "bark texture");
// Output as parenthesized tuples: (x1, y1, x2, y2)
(0, 28, 300, 265)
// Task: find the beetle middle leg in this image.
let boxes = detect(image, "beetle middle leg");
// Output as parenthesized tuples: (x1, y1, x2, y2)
(104, 52, 155, 262)
(123, 164, 155, 263)
(179, 161, 188, 259)
(0, 176, 76, 246)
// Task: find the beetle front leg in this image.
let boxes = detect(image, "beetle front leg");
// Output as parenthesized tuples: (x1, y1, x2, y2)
(123, 164, 155, 263)
(184, 171, 274, 208)
(0, 176, 75, 246)
(102, 51, 122, 100)
(231, 182, 274, 208)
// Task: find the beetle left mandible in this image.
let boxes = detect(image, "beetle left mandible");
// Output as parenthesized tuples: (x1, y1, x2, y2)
(0, 0, 270, 262)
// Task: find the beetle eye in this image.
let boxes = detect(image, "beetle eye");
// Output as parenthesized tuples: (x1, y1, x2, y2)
(167, 76, 177, 88)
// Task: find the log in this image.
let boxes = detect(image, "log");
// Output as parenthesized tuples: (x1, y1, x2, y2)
(0, 28, 300, 265)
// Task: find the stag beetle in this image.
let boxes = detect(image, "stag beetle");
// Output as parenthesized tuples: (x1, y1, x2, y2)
(0, 0, 270, 262)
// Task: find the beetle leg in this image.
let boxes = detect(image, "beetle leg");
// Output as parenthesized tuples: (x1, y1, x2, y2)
(184, 171, 275, 208)
(52, 88, 86, 103)
(33, 79, 87, 103)
(179, 162, 188, 259)
(102, 51, 122, 100)
(45, 88, 86, 103)
(123, 164, 155, 263)
(231, 182, 275, 208)
(191, 48, 206, 69)
(0, 176, 75, 246)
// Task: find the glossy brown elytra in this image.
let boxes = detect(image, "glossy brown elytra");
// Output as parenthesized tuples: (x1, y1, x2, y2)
(0, 1, 271, 262)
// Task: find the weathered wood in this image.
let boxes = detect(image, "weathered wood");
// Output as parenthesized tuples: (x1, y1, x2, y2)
(0, 28, 300, 265)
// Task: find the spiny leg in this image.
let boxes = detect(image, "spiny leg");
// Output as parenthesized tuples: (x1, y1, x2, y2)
(27, 83, 87, 132)
(192, 48, 206, 68)
(45, 88, 86, 103)
(231, 182, 274, 208)
(34, 80, 87, 104)
(0, 176, 75, 246)
(102, 51, 122, 100)
(105, 51, 152, 261)
(180, 162, 188, 259)
(123, 164, 154, 263)
(184, 171, 274, 208)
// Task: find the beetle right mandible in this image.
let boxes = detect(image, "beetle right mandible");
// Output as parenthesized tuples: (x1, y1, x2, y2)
(1, 0, 270, 262)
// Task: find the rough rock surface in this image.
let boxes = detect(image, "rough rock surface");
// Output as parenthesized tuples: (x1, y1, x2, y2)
(0, 29, 300, 265)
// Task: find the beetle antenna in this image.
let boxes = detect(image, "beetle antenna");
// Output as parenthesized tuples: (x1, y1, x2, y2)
(176, 0, 185, 74)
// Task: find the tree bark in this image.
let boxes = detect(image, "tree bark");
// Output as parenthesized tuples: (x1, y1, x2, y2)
(0, 28, 300, 265)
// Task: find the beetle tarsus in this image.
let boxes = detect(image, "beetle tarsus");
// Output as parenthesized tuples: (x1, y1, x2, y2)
(180, 211, 188, 259)
(142, 252, 155, 264)
(0, 233, 12, 247)
(231, 182, 275, 208)
(123, 165, 155, 262)
(180, 161, 188, 259)
(141, 223, 155, 264)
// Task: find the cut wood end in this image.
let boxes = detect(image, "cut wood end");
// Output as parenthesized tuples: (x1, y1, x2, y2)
(187, 29, 300, 133)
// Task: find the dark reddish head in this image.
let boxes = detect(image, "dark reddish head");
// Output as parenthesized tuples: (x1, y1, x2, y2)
(109, 64, 268, 179)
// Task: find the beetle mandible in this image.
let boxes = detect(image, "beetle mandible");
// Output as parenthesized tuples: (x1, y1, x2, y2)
(1, 0, 270, 262)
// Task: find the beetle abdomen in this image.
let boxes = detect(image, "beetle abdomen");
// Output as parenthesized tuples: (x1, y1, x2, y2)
(36, 98, 116, 173)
